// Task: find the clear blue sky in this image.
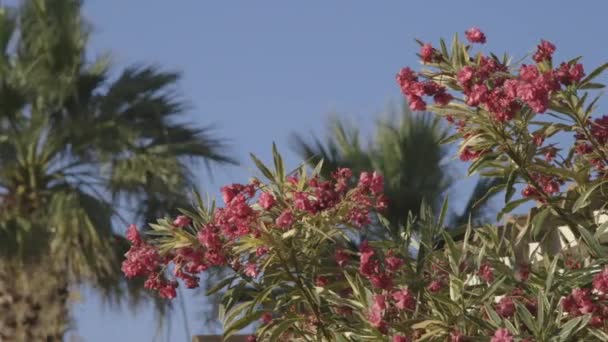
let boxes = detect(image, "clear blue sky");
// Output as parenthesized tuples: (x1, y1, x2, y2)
(69, 1, 607, 341)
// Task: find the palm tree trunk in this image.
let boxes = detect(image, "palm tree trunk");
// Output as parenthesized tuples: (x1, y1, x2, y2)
(0, 261, 69, 341)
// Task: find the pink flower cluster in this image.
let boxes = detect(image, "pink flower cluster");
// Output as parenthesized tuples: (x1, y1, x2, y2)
(359, 241, 404, 290)
(121, 224, 177, 298)
(122, 168, 387, 298)
(465, 27, 486, 44)
(399, 29, 587, 123)
(576, 115, 608, 168)
(368, 288, 416, 334)
(521, 172, 561, 201)
(495, 288, 536, 319)
(559, 269, 608, 329)
(396, 67, 453, 112)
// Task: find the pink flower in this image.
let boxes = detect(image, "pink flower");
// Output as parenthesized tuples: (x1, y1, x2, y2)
(173, 215, 191, 228)
(569, 63, 585, 83)
(465, 27, 486, 44)
(258, 192, 276, 210)
(542, 179, 560, 194)
(370, 272, 393, 290)
(261, 312, 272, 324)
(450, 330, 465, 342)
(385, 253, 404, 272)
(246, 336, 257, 342)
(466, 84, 488, 106)
(368, 294, 387, 328)
(521, 185, 540, 199)
(457, 66, 475, 86)
(396, 67, 418, 86)
(370, 172, 384, 194)
(590, 316, 604, 328)
(556, 63, 585, 85)
(220, 184, 239, 204)
(434, 90, 453, 106)
(478, 262, 494, 283)
(420, 43, 434, 63)
(335, 249, 349, 267)
(126, 224, 142, 245)
(515, 264, 530, 282)
(519, 64, 539, 81)
(392, 288, 416, 310)
(244, 262, 259, 277)
(532, 133, 545, 146)
(427, 280, 443, 293)
(496, 297, 515, 318)
(408, 95, 427, 111)
(393, 336, 410, 342)
(459, 147, 482, 162)
(275, 209, 295, 229)
(158, 281, 178, 299)
(256, 246, 269, 257)
(533, 39, 556, 63)
(358, 172, 372, 188)
(122, 244, 160, 278)
(375, 194, 389, 212)
(491, 328, 513, 342)
(315, 276, 329, 287)
(593, 267, 608, 293)
(545, 148, 556, 162)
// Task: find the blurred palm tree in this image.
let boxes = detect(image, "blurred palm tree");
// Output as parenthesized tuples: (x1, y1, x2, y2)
(292, 103, 502, 240)
(0, 1, 234, 340)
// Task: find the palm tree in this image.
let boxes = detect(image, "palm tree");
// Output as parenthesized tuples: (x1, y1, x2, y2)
(0, 1, 234, 340)
(292, 103, 501, 239)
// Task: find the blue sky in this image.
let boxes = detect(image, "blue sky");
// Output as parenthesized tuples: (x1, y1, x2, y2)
(70, 1, 608, 341)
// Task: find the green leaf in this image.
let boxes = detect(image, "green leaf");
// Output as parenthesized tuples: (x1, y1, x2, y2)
(544, 256, 559, 291)
(438, 196, 449, 228)
(272, 142, 285, 181)
(206, 275, 237, 296)
(268, 318, 300, 340)
(504, 169, 517, 203)
(572, 180, 608, 213)
(282, 228, 297, 239)
(497, 198, 529, 221)
(531, 207, 551, 240)
(577, 225, 604, 257)
(224, 310, 263, 341)
(311, 158, 324, 177)
(438, 133, 461, 145)
(515, 301, 537, 335)
(250, 153, 275, 181)
(472, 183, 505, 209)
(580, 62, 608, 88)
(480, 276, 505, 303)
(579, 82, 605, 90)
(558, 315, 588, 342)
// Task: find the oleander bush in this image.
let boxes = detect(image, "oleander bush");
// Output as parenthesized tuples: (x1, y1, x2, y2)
(123, 28, 608, 341)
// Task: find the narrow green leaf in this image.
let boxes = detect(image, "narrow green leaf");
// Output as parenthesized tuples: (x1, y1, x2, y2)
(268, 318, 300, 340)
(250, 153, 275, 181)
(497, 198, 529, 221)
(545, 256, 559, 291)
(572, 180, 608, 213)
(224, 310, 263, 341)
(580, 62, 608, 88)
(206, 276, 236, 296)
(438, 196, 449, 228)
(577, 225, 604, 257)
(515, 301, 537, 335)
(504, 169, 517, 203)
(272, 142, 285, 181)
(531, 207, 551, 240)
